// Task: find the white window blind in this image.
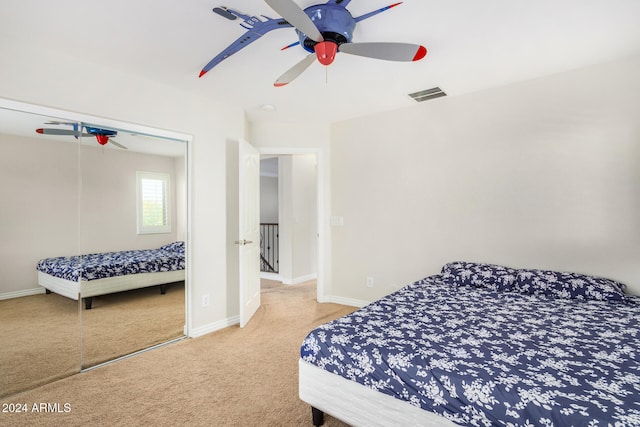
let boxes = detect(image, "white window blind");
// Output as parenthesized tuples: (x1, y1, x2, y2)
(137, 171, 171, 234)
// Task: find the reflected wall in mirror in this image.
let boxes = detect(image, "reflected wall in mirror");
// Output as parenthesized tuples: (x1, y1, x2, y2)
(75, 122, 188, 369)
(0, 108, 82, 398)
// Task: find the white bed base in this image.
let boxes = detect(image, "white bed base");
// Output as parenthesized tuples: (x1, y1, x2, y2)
(299, 359, 457, 427)
(38, 270, 185, 302)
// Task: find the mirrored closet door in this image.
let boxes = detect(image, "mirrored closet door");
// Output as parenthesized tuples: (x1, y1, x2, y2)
(0, 99, 189, 396)
(77, 122, 188, 369)
(0, 107, 82, 397)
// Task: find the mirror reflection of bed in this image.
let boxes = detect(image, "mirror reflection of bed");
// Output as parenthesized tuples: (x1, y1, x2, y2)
(0, 105, 188, 397)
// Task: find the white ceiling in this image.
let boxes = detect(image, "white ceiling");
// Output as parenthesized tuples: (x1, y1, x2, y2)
(2, 0, 640, 125)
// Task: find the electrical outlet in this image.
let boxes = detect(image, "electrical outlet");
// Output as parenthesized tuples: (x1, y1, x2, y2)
(366, 277, 374, 288)
(202, 294, 210, 307)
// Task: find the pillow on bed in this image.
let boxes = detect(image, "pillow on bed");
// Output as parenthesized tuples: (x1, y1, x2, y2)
(160, 241, 185, 253)
(441, 261, 517, 292)
(515, 269, 627, 302)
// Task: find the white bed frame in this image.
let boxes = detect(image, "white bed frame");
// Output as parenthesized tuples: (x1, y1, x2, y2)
(299, 359, 457, 427)
(38, 270, 185, 309)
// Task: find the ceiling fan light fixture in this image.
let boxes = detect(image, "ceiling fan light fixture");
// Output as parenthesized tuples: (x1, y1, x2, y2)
(202, 2, 427, 86)
(95, 134, 110, 145)
(261, 104, 277, 111)
(314, 41, 338, 66)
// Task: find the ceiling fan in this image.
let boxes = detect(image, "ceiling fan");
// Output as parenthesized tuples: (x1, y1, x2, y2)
(35, 122, 128, 149)
(199, 0, 427, 86)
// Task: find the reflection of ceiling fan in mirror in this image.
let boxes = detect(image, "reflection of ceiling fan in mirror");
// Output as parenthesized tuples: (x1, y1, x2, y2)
(35, 121, 128, 150)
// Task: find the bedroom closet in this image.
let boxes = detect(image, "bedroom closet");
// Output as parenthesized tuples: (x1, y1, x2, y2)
(0, 100, 189, 398)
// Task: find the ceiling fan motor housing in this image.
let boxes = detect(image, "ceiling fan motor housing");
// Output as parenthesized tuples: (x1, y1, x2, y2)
(298, 4, 355, 53)
(84, 126, 118, 145)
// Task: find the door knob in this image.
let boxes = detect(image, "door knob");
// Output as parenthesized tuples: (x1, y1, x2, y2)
(234, 239, 253, 245)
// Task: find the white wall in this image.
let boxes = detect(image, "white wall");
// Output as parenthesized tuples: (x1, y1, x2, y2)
(260, 175, 279, 224)
(0, 35, 245, 332)
(330, 55, 640, 301)
(291, 154, 318, 281)
(275, 155, 318, 284)
(278, 157, 293, 282)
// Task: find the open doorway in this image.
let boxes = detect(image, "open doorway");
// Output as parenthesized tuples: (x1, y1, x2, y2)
(259, 154, 318, 293)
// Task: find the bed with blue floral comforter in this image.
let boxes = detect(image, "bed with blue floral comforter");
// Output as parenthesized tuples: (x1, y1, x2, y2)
(37, 242, 185, 308)
(301, 262, 640, 426)
(37, 241, 185, 282)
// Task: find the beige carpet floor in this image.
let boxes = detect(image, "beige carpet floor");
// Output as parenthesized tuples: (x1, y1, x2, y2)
(0, 280, 356, 427)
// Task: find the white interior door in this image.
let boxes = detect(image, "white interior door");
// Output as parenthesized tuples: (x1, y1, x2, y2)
(238, 139, 261, 328)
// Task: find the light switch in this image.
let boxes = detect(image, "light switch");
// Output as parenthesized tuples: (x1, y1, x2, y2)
(330, 215, 344, 226)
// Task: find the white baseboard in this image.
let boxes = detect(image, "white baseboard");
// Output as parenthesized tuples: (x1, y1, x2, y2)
(283, 273, 317, 286)
(318, 295, 369, 308)
(0, 287, 46, 301)
(260, 272, 282, 282)
(260, 272, 318, 286)
(188, 315, 239, 338)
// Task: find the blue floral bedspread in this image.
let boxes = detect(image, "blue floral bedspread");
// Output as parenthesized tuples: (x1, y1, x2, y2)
(36, 241, 185, 282)
(301, 275, 640, 426)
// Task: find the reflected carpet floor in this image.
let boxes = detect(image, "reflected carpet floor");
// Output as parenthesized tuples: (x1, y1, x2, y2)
(0, 281, 355, 427)
(0, 282, 185, 398)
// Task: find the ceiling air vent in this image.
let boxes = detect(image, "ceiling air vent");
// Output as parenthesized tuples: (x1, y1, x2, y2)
(408, 87, 446, 102)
